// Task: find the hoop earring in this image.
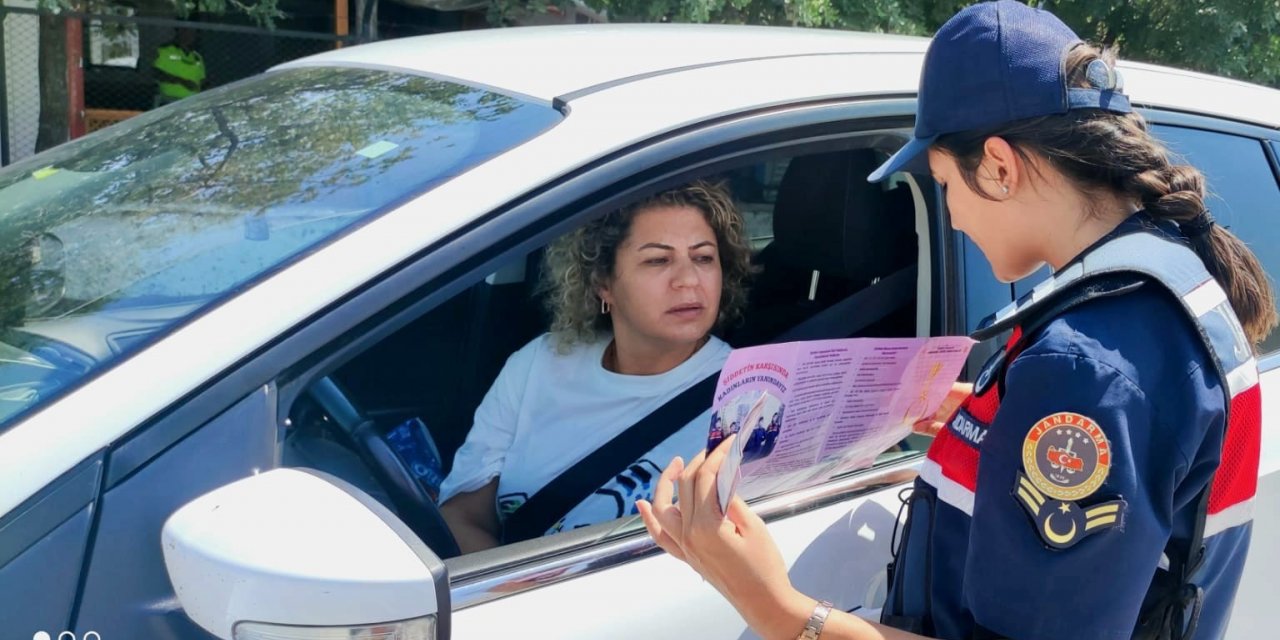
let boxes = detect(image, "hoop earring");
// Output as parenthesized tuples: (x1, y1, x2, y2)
(601, 299, 611, 314)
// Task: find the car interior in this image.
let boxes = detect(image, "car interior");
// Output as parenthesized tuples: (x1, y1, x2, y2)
(280, 142, 934, 560)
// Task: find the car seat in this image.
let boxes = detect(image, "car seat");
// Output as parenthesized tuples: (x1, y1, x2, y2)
(727, 148, 918, 346)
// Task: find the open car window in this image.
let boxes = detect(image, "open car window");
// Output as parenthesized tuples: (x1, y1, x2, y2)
(280, 139, 934, 564)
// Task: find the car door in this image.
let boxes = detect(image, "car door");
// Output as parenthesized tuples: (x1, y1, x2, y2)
(201, 83, 1007, 638)
(6, 56, 966, 639)
(449, 466, 918, 638)
(1136, 118, 1280, 639)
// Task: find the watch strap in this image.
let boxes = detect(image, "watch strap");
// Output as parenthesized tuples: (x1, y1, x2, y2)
(797, 600, 833, 640)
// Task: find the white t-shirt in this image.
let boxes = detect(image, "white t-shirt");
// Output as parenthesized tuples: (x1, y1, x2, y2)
(438, 333, 730, 535)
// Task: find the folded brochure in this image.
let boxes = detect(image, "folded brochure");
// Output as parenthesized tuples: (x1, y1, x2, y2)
(707, 336, 975, 513)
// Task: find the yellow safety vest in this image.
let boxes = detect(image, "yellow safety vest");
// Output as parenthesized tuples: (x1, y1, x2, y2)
(154, 44, 205, 100)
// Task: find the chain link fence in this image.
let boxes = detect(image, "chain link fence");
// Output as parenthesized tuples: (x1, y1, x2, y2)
(2, 6, 352, 165)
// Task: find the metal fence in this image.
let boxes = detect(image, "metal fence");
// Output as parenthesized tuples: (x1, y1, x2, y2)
(1, 6, 353, 165)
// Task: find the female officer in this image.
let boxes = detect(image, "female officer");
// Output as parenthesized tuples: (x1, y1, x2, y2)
(635, 3, 1275, 640)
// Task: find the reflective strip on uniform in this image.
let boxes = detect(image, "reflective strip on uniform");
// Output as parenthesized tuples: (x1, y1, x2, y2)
(920, 458, 975, 516)
(981, 231, 1255, 402)
(1205, 497, 1255, 538)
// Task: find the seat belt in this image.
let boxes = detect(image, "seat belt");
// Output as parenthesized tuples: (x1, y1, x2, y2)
(501, 263, 919, 544)
(501, 372, 720, 544)
(778, 264, 917, 342)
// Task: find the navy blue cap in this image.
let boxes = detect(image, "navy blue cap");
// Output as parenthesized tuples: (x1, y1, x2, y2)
(869, 0, 1132, 182)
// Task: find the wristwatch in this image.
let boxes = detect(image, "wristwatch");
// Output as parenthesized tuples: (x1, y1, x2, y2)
(797, 600, 834, 640)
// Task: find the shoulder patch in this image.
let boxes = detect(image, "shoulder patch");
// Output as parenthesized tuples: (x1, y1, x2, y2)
(1022, 411, 1111, 501)
(1014, 473, 1126, 549)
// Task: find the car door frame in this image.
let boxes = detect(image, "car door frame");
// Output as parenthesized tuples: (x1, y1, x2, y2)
(265, 95, 1005, 610)
(0, 94, 991, 636)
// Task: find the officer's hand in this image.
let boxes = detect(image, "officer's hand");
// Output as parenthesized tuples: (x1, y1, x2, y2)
(637, 436, 811, 640)
(912, 382, 972, 438)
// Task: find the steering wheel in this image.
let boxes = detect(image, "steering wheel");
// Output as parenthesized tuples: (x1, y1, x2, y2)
(306, 376, 462, 559)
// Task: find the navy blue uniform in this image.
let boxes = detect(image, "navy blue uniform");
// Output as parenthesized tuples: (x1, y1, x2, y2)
(885, 218, 1260, 639)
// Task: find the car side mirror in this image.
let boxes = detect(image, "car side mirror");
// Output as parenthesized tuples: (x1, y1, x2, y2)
(162, 468, 450, 640)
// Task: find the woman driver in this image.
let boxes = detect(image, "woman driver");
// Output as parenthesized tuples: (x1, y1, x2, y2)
(439, 181, 753, 553)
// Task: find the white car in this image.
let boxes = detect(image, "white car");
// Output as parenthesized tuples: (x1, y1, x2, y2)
(0, 24, 1278, 640)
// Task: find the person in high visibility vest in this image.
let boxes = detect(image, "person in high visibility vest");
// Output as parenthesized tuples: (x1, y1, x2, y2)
(152, 28, 205, 104)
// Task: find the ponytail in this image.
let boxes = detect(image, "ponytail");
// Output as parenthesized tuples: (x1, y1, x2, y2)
(1122, 158, 1277, 346)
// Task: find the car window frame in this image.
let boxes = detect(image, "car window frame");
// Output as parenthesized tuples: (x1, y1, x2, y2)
(267, 103, 959, 603)
(1138, 109, 1280, 367)
(86, 99, 914, 498)
(1267, 137, 1280, 374)
(56, 97, 945, 617)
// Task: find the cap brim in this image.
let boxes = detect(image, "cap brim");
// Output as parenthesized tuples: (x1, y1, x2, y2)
(867, 135, 936, 183)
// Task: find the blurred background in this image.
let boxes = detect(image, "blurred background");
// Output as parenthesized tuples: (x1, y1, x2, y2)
(3, 0, 1278, 166)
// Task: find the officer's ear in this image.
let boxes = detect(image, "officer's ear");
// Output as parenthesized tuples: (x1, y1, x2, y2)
(979, 136, 1022, 199)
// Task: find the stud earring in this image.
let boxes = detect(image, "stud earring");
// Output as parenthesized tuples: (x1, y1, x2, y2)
(1001, 184, 1010, 194)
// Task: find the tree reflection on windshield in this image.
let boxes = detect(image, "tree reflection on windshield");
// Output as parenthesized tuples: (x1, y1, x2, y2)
(0, 65, 560, 430)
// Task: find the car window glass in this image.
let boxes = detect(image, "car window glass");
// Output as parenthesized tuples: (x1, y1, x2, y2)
(722, 158, 790, 250)
(1152, 125, 1280, 353)
(0, 67, 561, 433)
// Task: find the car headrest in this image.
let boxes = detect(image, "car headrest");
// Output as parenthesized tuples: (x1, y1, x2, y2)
(770, 149, 917, 284)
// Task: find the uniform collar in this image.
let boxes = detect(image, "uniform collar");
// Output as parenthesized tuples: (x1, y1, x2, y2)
(1051, 211, 1178, 276)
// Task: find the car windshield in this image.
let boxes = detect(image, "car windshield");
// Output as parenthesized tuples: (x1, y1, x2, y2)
(0, 65, 561, 432)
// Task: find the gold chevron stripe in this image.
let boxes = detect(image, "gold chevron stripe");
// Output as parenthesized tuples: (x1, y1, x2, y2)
(1085, 504, 1121, 518)
(1017, 488, 1041, 514)
(1085, 515, 1118, 530)
(1018, 476, 1045, 506)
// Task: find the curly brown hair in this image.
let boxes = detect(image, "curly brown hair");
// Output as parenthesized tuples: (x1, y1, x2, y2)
(540, 180, 754, 350)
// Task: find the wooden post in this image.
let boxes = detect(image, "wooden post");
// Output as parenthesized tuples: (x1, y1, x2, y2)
(1, 13, 10, 165)
(65, 16, 84, 139)
(335, 0, 348, 48)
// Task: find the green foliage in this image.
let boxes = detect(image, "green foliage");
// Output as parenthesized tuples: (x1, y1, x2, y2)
(33, 0, 285, 28)
(538, 0, 952, 31)
(516, 0, 1280, 87)
(1041, 0, 1280, 87)
(176, 0, 286, 28)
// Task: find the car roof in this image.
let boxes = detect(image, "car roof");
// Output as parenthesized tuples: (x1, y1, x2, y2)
(1113, 60, 1280, 130)
(277, 23, 930, 102)
(280, 24, 1280, 130)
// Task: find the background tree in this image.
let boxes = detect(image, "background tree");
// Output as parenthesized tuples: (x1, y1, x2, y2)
(543, 0, 1280, 88)
(1043, 0, 1280, 88)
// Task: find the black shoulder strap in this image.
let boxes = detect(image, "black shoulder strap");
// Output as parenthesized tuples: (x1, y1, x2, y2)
(778, 264, 917, 342)
(985, 273, 1148, 398)
(501, 371, 719, 544)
